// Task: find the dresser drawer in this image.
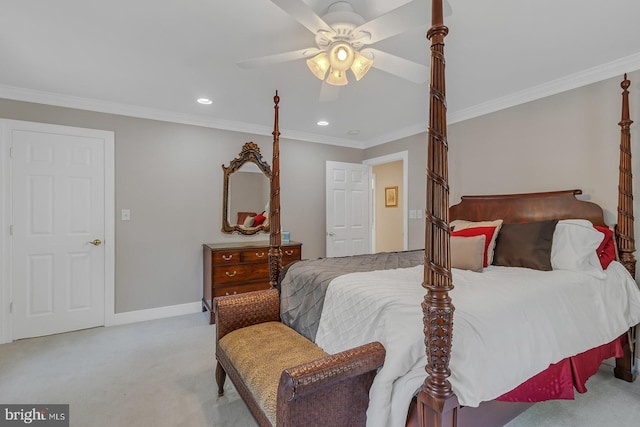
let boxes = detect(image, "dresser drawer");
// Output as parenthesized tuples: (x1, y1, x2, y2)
(213, 262, 269, 284)
(242, 248, 269, 262)
(282, 246, 301, 265)
(212, 251, 242, 264)
(203, 241, 302, 325)
(213, 281, 271, 297)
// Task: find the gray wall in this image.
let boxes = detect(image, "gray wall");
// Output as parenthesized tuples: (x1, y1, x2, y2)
(448, 71, 640, 247)
(2, 70, 638, 312)
(0, 99, 362, 313)
(279, 137, 363, 256)
(365, 71, 640, 278)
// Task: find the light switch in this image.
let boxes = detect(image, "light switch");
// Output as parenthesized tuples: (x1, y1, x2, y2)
(416, 210, 423, 219)
(121, 209, 131, 221)
(409, 210, 417, 219)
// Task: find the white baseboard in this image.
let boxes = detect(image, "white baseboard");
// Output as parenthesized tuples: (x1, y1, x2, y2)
(107, 301, 203, 326)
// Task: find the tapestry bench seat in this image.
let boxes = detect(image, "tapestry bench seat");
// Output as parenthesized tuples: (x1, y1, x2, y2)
(214, 289, 386, 427)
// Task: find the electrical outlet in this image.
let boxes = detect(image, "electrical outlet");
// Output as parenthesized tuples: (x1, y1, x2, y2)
(121, 209, 131, 221)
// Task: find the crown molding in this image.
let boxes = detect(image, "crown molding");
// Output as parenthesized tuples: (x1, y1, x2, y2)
(362, 52, 640, 148)
(2, 51, 640, 151)
(279, 128, 365, 149)
(362, 123, 427, 149)
(448, 52, 640, 125)
(0, 84, 364, 149)
(0, 83, 278, 134)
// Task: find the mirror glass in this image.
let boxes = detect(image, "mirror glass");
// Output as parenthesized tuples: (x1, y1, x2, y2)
(222, 142, 271, 235)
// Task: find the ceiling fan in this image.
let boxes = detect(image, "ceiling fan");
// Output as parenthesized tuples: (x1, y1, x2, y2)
(237, 0, 452, 88)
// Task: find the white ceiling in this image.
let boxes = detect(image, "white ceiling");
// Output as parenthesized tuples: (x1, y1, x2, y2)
(2, 0, 640, 149)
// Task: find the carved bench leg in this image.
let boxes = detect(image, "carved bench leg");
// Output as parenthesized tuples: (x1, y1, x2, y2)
(216, 361, 227, 396)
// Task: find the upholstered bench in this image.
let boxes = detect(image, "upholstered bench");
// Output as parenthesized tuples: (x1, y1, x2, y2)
(215, 289, 386, 427)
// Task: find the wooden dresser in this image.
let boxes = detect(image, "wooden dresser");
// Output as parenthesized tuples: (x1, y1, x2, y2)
(202, 241, 302, 324)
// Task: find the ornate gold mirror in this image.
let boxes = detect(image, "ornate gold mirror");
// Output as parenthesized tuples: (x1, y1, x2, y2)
(222, 142, 272, 235)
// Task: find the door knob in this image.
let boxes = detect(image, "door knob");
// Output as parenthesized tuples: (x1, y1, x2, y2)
(327, 232, 335, 237)
(88, 239, 102, 246)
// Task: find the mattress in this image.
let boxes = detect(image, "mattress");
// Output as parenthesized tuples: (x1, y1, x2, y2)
(279, 250, 424, 340)
(313, 262, 640, 427)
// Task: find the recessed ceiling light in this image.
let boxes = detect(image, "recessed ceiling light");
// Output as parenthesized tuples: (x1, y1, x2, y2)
(317, 120, 329, 126)
(347, 129, 360, 136)
(197, 98, 213, 105)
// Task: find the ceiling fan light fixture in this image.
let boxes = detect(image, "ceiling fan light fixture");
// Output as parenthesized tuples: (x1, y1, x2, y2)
(306, 52, 330, 80)
(328, 42, 354, 72)
(336, 47, 348, 61)
(350, 51, 373, 81)
(326, 68, 348, 86)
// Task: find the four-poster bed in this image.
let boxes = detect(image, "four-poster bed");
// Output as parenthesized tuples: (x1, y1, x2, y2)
(214, 1, 639, 426)
(415, 4, 638, 425)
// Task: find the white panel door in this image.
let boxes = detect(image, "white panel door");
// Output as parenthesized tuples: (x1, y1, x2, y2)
(11, 123, 107, 339)
(325, 161, 371, 257)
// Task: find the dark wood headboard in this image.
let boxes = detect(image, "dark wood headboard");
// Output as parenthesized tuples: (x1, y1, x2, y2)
(449, 189, 606, 226)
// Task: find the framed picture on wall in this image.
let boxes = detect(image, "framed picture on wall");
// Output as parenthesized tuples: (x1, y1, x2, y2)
(385, 186, 398, 207)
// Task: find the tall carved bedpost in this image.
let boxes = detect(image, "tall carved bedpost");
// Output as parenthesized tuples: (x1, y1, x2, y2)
(616, 74, 636, 277)
(417, 1, 460, 426)
(614, 74, 637, 382)
(269, 91, 283, 288)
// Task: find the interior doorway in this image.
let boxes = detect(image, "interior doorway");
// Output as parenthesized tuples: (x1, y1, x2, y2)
(1, 119, 115, 343)
(363, 151, 408, 253)
(325, 161, 371, 257)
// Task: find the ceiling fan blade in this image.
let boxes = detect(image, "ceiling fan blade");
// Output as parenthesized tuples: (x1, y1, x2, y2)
(365, 48, 429, 85)
(319, 82, 340, 103)
(354, 0, 453, 44)
(270, 0, 334, 35)
(444, 0, 453, 17)
(237, 48, 321, 69)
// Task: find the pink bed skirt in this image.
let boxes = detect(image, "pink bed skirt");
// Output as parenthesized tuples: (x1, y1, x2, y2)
(496, 335, 624, 402)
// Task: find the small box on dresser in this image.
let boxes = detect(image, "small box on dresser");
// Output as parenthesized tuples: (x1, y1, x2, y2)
(202, 240, 302, 324)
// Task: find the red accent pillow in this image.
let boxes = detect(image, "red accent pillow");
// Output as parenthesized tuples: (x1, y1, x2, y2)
(594, 225, 616, 269)
(451, 226, 497, 267)
(253, 213, 266, 226)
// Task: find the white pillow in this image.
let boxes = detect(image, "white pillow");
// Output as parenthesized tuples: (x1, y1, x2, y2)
(551, 219, 606, 278)
(243, 216, 255, 227)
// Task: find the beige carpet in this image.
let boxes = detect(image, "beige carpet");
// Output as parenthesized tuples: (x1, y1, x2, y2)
(1, 312, 638, 426)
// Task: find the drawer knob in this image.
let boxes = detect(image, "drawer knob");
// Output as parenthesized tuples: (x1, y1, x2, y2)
(255, 252, 265, 257)
(225, 270, 237, 277)
(225, 291, 238, 296)
(222, 254, 233, 261)
(285, 250, 294, 256)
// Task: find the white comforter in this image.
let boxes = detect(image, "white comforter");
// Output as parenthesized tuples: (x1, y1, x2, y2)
(314, 261, 640, 427)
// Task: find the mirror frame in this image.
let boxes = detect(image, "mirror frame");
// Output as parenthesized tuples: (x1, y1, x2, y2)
(222, 141, 272, 235)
